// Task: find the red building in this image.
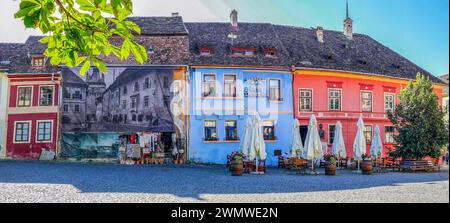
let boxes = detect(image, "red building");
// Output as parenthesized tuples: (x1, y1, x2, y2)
(293, 70, 443, 158)
(6, 73, 61, 159)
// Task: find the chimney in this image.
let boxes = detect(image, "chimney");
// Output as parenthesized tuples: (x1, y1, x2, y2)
(230, 9, 238, 28)
(343, 0, 353, 39)
(316, 26, 324, 43)
(171, 12, 179, 17)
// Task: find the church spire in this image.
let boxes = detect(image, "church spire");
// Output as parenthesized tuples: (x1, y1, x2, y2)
(346, 0, 349, 18)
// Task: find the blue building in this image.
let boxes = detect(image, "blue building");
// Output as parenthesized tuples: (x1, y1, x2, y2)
(185, 13, 295, 166)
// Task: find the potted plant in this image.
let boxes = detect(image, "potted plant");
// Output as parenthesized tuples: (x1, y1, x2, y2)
(361, 153, 373, 175)
(323, 154, 337, 175)
(230, 152, 244, 176)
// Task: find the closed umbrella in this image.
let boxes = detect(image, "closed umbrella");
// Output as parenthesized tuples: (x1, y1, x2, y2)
(291, 119, 303, 158)
(331, 121, 346, 168)
(353, 115, 366, 173)
(370, 125, 383, 172)
(250, 113, 266, 174)
(303, 114, 323, 174)
(239, 117, 253, 158)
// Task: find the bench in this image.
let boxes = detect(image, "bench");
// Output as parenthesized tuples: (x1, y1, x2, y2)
(400, 160, 437, 172)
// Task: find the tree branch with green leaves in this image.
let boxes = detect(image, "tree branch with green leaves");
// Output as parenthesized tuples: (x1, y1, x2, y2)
(15, 0, 148, 75)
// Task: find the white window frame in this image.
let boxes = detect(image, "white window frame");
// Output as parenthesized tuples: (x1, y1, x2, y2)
(203, 120, 218, 141)
(360, 90, 373, 112)
(384, 125, 395, 144)
(38, 85, 55, 107)
(16, 86, 34, 107)
(268, 78, 282, 101)
(328, 88, 342, 111)
(363, 124, 373, 144)
(36, 120, 54, 143)
(202, 73, 217, 97)
(384, 93, 395, 112)
(223, 74, 237, 98)
(262, 120, 276, 141)
(13, 120, 32, 144)
(299, 88, 313, 112)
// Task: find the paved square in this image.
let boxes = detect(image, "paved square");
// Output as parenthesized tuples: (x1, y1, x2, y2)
(0, 161, 448, 203)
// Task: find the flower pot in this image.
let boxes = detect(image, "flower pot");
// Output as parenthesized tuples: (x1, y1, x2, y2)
(230, 160, 243, 176)
(361, 160, 373, 175)
(325, 162, 336, 175)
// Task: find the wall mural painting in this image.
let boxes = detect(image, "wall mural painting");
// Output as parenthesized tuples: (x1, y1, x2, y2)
(60, 67, 182, 159)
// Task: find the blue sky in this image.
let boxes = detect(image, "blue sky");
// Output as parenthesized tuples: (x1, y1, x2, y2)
(1, 0, 448, 76)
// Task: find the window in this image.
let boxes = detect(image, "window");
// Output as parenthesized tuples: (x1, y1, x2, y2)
(14, 122, 30, 143)
(122, 100, 127, 109)
(328, 125, 336, 144)
(232, 48, 255, 57)
(39, 86, 53, 106)
(364, 125, 372, 144)
(134, 82, 139, 92)
(63, 104, 69, 112)
(73, 90, 82, 100)
(204, 120, 218, 141)
(263, 120, 276, 140)
(203, 74, 216, 97)
(265, 49, 277, 57)
(144, 96, 149, 107)
(123, 86, 127, 95)
(361, 91, 373, 112)
(63, 88, 70, 99)
(269, 79, 281, 101)
(244, 50, 255, 56)
(17, 87, 32, 107)
(225, 120, 238, 141)
(200, 48, 212, 56)
(223, 75, 236, 97)
(74, 104, 80, 112)
(144, 78, 150, 89)
(299, 90, 312, 112)
(384, 93, 395, 112)
(37, 121, 52, 142)
(385, 126, 395, 143)
(329, 90, 341, 111)
(32, 56, 45, 67)
(131, 97, 137, 109)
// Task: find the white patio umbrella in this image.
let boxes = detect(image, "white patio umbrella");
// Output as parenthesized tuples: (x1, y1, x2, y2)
(331, 121, 347, 168)
(239, 117, 253, 158)
(291, 119, 304, 158)
(370, 125, 383, 159)
(353, 115, 366, 173)
(252, 113, 266, 174)
(303, 114, 323, 174)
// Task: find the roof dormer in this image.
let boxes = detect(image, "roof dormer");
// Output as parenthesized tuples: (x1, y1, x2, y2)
(31, 55, 45, 67)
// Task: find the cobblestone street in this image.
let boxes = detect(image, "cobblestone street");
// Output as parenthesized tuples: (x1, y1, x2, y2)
(0, 161, 448, 203)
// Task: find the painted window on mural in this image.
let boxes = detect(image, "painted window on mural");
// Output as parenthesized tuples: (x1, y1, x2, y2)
(144, 96, 149, 107)
(74, 104, 80, 112)
(37, 121, 52, 142)
(144, 78, 150, 89)
(63, 104, 69, 112)
(14, 122, 30, 142)
(17, 86, 32, 107)
(364, 125, 372, 144)
(204, 120, 218, 141)
(134, 82, 139, 92)
(329, 89, 341, 111)
(328, 125, 336, 144)
(384, 93, 395, 112)
(263, 120, 276, 140)
(244, 78, 266, 97)
(122, 100, 127, 109)
(73, 90, 82, 100)
(123, 86, 127, 95)
(39, 86, 54, 106)
(361, 91, 373, 112)
(203, 74, 216, 97)
(299, 90, 312, 112)
(223, 75, 236, 97)
(164, 76, 170, 88)
(385, 126, 395, 143)
(131, 96, 138, 109)
(225, 120, 238, 141)
(269, 79, 281, 101)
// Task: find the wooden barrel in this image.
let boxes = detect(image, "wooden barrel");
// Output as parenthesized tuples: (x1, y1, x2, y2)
(361, 160, 373, 175)
(325, 162, 336, 175)
(230, 160, 243, 176)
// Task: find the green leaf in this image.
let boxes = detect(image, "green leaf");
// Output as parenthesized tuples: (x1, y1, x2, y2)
(80, 59, 91, 76)
(92, 57, 107, 73)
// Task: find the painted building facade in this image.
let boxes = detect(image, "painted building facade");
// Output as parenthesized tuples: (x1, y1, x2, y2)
(6, 73, 61, 159)
(0, 72, 8, 158)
